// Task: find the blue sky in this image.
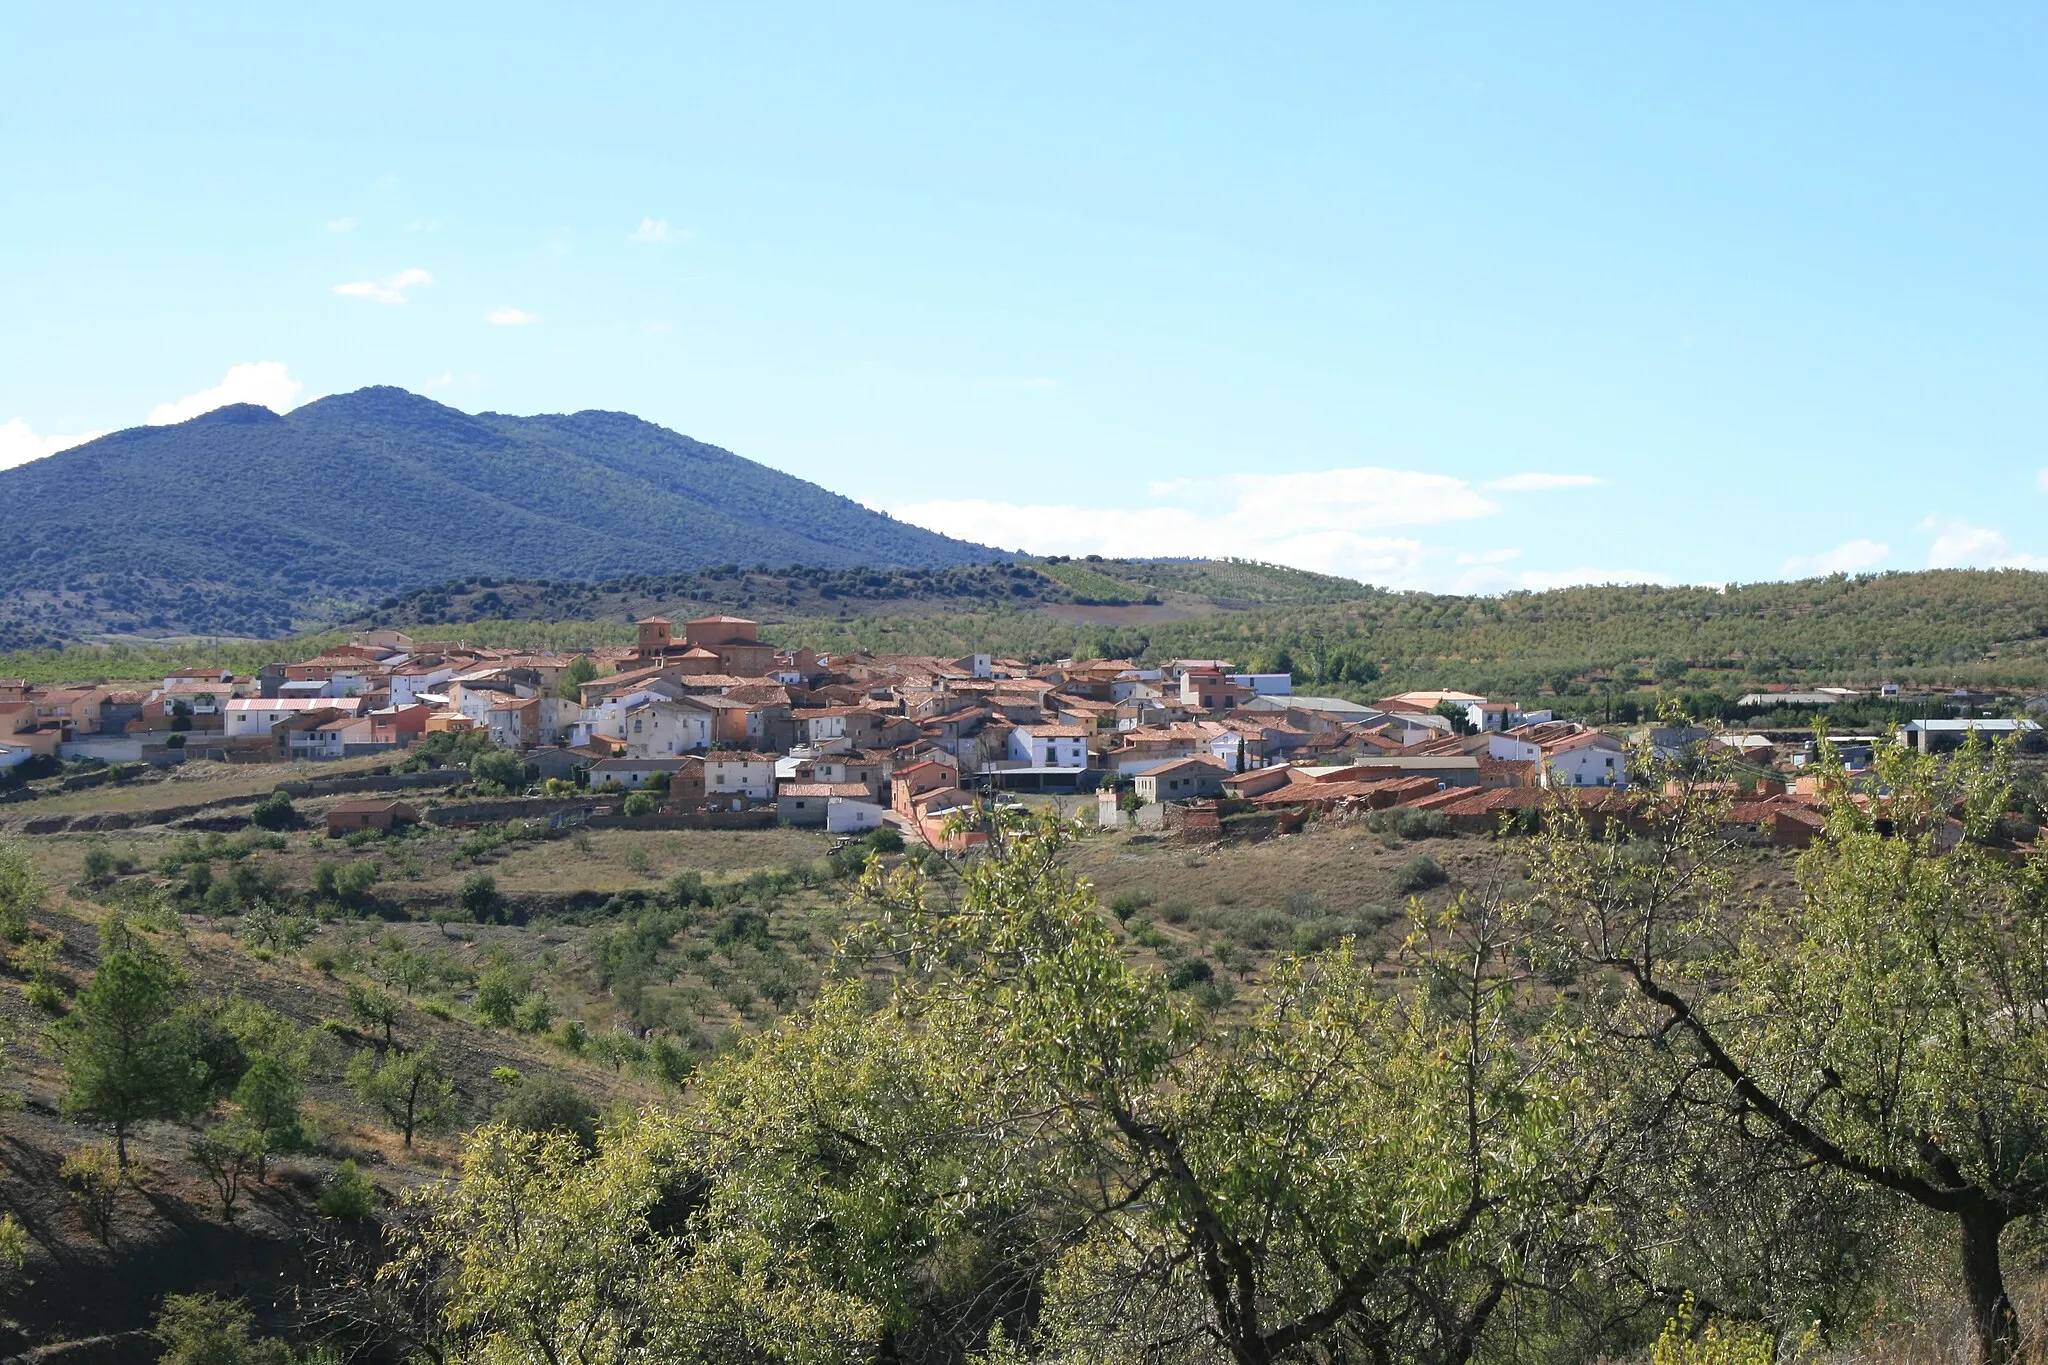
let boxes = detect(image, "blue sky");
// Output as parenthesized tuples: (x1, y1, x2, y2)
(6, 5, 2048, 591)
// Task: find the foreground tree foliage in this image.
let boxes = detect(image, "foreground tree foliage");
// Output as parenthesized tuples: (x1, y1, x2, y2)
(1528, 732, 2048, 1364)
(383, 740, 2048, 1363)
(398, 814, 1609, 1363)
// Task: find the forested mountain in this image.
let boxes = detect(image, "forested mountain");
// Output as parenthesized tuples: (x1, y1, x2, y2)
(0, 388, 1000, 649)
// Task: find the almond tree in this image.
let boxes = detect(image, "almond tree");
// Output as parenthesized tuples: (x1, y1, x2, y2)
(1529, 733, 2048, 1363)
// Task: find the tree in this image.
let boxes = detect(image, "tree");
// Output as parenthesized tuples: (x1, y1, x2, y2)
(345, 982, 400, 1050)
(153, 1293, 290, 1365)
(60, 1142, 120, 1242)
(459, 872, 502, 924)
(230, 1052, 308, 1180)
(469, 750, 524, 793)
(1528, 732, 2048, 1363)
(348, 1042, 457, 1147)
(0, 838, 43, 942)
(622, 791, 656, 817)
(558, 655, 598, 701)
(190, 1123, 262, 1223)
(248, 792, 299, 831)
(54, 928, 206, 1168)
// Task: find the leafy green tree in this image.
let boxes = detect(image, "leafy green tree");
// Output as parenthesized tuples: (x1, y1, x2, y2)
(395, 1120, 879, 1363)
(344, 982, 399, 1050)
(348, 1042, 456, 1148)
(153, 1293, 290, 1365)
(249, 792, 299, 831)
(558, 655, 598, 700)
(0, 839, 43, 943)
(230, 1052, 308, 1180)
(459, 871, 502, 924)
(60, 1142, 121, 1241)
(190, 1122, 262, 1223)
(53, 927, 206, 1168)
(469, 750, 524, 793)
(622, 791, 656, 817)
(1529, 733, 2048, 1363)
(474, 963, 528, 1028)
(317, 1160, 377, 1219)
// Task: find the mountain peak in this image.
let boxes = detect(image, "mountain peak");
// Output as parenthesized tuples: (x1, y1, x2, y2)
(0, 389, 1000, 648)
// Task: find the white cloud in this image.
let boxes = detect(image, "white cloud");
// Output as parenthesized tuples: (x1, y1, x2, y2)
(1920, 515, 2048, 570)
(0, 417, 106, 470)
(326, 217, 357, 233)
(1779, 538, 1891, 578)
(147, 361, 305, 425)
(422, 372, 454, 391)
(2038, 468, 2048, 492)
(407, 219, 442, 233)
(484, 307, 538, 326)
(891, 464, 1510, 586)
(1481, 471, 1603, 492)
(331, 267, 433, 305)
(629, 217, 687, 245)
(1456, 547, 1522, 566)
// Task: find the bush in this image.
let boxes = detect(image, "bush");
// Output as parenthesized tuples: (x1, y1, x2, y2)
(1395, 856, 1448, 894)
(1165, 958, 1214, 990)
(513, 991, 555, 1034)
(622, 792, 656, 817)
(469, 749, 524, 794)
(60, 1143, 120, 1241)
(316, 1160, 377, 1219)
(474, 964, 527, 1027)
(1108, 889, 1151, 922)
(249, 793, 298, 832)
(495, 1074, 599, 1149)
(460, 872, 503, 923)
(1395, 809, 1451, 840)
(866, 826, 904, 855)
(153, 1293, 290, 1365)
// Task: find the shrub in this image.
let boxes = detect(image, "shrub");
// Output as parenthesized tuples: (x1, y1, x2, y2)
(81, 845, 118, 884)
(60, 1143, 121, 1242)
(1395, 809, 1451, 841)
(513, 991, 555, 1034)
(866, 826, 904, 855)
(495, 1074, 599, 1149)
(474, 964, 527, 1027)
(1108, 889, 1151, 922)
(469, 749, 524, 794)
(248, 793, 298, 832)
(460, 872, 503, 923)
(153, 1293, 290, 1365)
(623, 792, 656, 817)
(1394, 856, 1448, 894)
(1165, 958, 1215, 990)
(316, 1160, 377, 1219)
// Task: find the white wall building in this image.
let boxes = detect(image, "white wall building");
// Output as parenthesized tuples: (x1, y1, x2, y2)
(705, 752, 776, 800)
(826, 797, 887, 834)
(1009, 724, 1090, 769)
(222, 698, 368, 739)
(621, 698, 712, 758)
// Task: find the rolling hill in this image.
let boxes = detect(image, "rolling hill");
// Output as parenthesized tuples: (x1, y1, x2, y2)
(0, 387, 1001, 649)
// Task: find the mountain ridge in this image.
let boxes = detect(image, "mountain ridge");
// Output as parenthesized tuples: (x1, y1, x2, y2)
(0, 387, 1003, 649)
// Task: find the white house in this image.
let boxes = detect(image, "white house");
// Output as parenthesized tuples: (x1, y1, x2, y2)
(1226, 673, 1294, 696)
(705, 751, 776, 801)
(1541, 732, 1628, 787)
(621, 698, 712, 758)
(223, 697, 368, 739)
(1009, 723, 1090, 769)
(826, 796, 887, 834)
(388, 665, 457, 707)
(570, 685, 684, 749)
(587, 756, 690, 790)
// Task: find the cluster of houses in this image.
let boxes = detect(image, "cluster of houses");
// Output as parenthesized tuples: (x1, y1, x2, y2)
(6, 617, 2037, 848)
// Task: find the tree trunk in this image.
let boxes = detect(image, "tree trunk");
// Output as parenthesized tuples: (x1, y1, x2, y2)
(1961, 1204, 2021, 1365)
(115, 1123, 128, 1171)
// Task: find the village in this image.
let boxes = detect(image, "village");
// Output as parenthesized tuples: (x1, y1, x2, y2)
(5, 612, 2040, 853)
